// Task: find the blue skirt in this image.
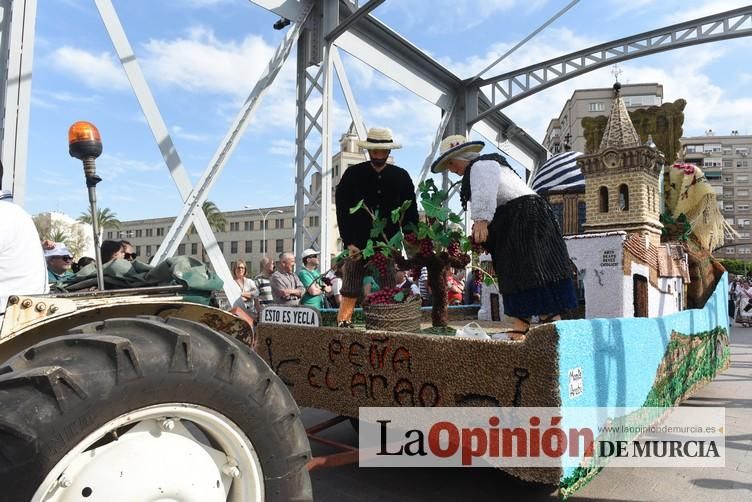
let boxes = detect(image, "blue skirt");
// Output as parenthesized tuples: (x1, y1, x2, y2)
(502, 277, 578, 319)
(502, 279, 577, 317)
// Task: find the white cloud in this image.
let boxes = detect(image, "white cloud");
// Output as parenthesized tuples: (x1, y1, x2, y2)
(51, 47, 129, 91)
(171, 125, 212, 142)
(99, 153, 162, 178)
(140, 27, 277, 97)
(663, 0, 752, 24)
(379, 0, 529, 33)
(268, 139, 295, 156)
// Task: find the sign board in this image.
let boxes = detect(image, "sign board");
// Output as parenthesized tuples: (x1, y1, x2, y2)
(261, 305, 320, 327)
(568, 367, 583, 399)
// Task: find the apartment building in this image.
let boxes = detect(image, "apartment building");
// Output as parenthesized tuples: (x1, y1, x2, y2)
(115, 129, 368, 273)
(543, 83, 663, 154)
(680, 132, 752, 259)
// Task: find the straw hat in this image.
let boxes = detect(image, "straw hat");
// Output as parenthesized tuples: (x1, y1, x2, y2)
(357, 127, 402, 150)
(430, 135, 485, 173)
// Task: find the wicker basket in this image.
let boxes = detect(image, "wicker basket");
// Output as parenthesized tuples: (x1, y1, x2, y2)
(363, 295, 422, 332)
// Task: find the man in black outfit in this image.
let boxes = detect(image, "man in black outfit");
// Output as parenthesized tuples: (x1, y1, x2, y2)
(335, 127, 419, 327)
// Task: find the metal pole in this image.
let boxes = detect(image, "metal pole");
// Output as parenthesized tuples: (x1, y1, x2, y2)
(83, 162, 105, 291)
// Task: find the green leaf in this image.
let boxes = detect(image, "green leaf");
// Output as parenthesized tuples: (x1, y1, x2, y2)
(388, 231, 403, 250)
(400, 200, 413, 213)
(417, 224, 429, 240)
(393, 291, 406, 303)
(438, 233, 451, 248)
(404, 222, 418, 234)
(349, 199, 365, 214)
(362, 240, 375, 259)
(483, 275, 495, 286)
(391, 207, 401, 224)
(460, 237, 472, 253)
(370, 216, 387, 238)
(449, 213, 463, 224)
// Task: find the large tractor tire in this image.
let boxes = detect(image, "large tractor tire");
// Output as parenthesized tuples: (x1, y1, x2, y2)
(0, 316, 312, 502)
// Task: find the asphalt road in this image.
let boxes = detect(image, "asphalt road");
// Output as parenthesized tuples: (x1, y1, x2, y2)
(304, 324, 752, 502)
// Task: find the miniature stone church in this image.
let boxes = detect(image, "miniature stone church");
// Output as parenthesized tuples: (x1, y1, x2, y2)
(564, 82, 688, 319)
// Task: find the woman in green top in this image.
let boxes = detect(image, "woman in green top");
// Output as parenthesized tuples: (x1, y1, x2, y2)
(362, 275, 380, 298)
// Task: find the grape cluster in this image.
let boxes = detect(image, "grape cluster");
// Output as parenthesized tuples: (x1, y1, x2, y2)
(419, 238, 434, 256)
(367, 287, 405, 305)
(369, 252, 389, 279)
(447, 241, 461, 257)
(404, 232, 418, 245)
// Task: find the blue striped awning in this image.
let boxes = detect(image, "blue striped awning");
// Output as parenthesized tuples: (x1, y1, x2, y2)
(531, 151, 584, 195)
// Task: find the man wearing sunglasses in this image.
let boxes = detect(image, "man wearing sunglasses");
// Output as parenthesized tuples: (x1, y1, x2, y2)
(45, 244, 75, 282)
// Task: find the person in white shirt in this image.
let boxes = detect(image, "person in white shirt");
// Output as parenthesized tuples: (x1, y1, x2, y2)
(0, 185, 48, 314)
(431, 136, 577, 340)
(395, 269, 420, 296)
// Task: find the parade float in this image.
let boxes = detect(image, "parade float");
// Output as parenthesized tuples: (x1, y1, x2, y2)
(255, 84, 731, 497)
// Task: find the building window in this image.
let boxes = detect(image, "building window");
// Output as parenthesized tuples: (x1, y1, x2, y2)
(725, 205, 734, 212)
(738, 175, 749, 182)
(727, 248, 736, 254)
(589, 102, 605, 112)
(618, 184, 629, 211)
(264, 220, 269, 230)
(599, 186, 609, 212)
(135, 229, 142, 237)
(738, 204, 750, 211)
(308, 215, 320, 227)
(685, 145, 702, 153)
(275, 239, 284, 253)
(724, 176, 733, 183)
(146, 228, 153, 237)
(334, 165, 340, 177)
(723, 160, 733, 168)
(146, 245, 152, 256)
(107, 231, 113, 239)
(191, 243, 198, 255)
(231, 241, 238, 254)
(156, 227, 164, 237)
(230, 222, 239, 232)
(245, 221, 254, 231)
(703, 158, 722, 168)
(245, 240, 252, 253)
(178, 244, 185, 255)
(218, 242, 224, 252)
(739, 190, 749, 197)
(703, 143, 722, 153)
(275, 218, 284, 229)
(549, 202, 563, 232)
(135, 245, 141, 256)
(577, 201, 586, 233)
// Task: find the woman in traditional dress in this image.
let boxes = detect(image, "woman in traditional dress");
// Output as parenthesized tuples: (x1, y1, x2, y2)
(431, 135, 577, 339)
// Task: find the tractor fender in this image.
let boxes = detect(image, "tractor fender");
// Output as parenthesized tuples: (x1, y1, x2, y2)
(0, 295, 253, 364)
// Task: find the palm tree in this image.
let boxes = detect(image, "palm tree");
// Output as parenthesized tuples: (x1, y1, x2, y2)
(184, 201, 227, 263)
(78, 207, 121, 242)
(189, 200, 227, 234)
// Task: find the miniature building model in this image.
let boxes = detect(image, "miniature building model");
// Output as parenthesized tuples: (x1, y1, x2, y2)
(563, 82, 688, 319)
(578, 83, 664, 243)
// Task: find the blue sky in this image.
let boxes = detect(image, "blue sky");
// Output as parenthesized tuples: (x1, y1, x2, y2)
(23, 0, 752, 221)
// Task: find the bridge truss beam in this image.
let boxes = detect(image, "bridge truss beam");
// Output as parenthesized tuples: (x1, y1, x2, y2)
(471, 5, 752, 125)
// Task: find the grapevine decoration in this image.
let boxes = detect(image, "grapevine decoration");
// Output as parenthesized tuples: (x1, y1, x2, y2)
(350, 179, 492, 327)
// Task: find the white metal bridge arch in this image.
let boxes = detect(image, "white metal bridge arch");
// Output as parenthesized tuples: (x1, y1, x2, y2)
(1, 0, 750, 305)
